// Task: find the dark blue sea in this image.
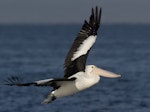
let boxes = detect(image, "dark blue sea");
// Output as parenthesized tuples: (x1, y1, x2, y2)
(0, 24, 150, 112)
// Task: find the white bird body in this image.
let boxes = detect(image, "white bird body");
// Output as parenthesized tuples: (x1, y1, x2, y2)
(50, 80, 77, 98)
(6, 6, 121, 104)
(46, 66, 100, 100)
(71, 68, 100, 91)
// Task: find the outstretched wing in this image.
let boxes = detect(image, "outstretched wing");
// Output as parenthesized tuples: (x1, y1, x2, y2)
(64, 6, 102, 78)
(5, 76, 76, 89)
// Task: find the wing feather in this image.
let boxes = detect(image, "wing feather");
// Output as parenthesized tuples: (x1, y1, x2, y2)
(5, 76, 76, 89)
(64, 6, 102, 78)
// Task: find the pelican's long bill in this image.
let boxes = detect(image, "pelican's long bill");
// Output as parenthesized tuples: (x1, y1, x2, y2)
(91, 66, 121, 78)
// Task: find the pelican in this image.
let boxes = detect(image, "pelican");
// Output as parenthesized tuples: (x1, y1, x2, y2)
(5, 6, 121, 104)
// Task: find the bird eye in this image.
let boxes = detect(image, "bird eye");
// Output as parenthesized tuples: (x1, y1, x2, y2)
(92, 66, 94, 69)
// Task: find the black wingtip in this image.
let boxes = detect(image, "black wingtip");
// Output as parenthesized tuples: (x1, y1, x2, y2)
(4, 76, 36, 86)
(89, 6, 102, 35)
(99, 7, 102, 25)
(4, 76, 21, 86)
(81, 6, 102, 35)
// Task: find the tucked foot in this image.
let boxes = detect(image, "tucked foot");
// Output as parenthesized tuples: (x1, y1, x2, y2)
(42, 92, 56, 104)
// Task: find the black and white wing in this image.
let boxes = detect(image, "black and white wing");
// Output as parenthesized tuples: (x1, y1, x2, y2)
(5, 76, 76, 89)
(64, 6, 102, 78)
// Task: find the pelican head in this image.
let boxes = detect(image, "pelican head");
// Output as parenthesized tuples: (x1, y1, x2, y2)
(86, 65, 121, 78)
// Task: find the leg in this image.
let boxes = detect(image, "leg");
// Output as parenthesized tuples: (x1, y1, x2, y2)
(42, 91, 56, 104)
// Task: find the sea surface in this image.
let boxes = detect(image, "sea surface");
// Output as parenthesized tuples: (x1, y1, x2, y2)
(0, 24, 150, 112)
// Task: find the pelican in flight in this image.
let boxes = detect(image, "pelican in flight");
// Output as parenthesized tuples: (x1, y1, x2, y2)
(5, 6, 121, 104)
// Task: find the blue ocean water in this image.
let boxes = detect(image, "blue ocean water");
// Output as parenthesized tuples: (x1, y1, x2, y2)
(0, 24, 150, 112)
